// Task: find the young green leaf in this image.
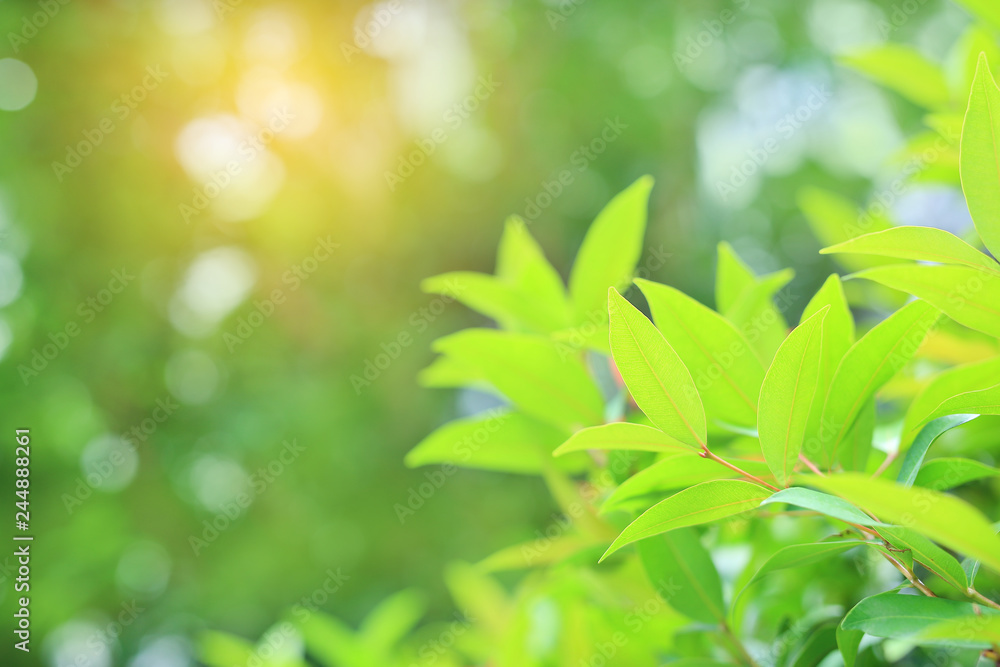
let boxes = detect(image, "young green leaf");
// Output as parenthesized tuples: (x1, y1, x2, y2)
(814, 300, 940, 467)
(808, 473, 1000, 574)
(600, 480, 771, 561)
(761, 487, 882, 526)
(878, 526, 968, 592)
(603, 455, 772, 512)
(901, 357, 1000, 446)
(735, 540, 865, 605)
(913, 457, 1000, 490)
(821, 226, 1000, 274)
(569, 176, 653, 322)
(406, 410, 585, 474)
(837, 624, 864, 667)
(847, 264, 1000, 338)
(788, 621, 839, 667)
(921, 381, 1000, 424)
(801, 275, 854, 459)
(838, 399, 875, 472)
(896, 414, 978, 487)
(758, 307, 827, 487)
(715, 241, 757, 313)
(842, 44, 951, 109)
(608, 288, 707, 448)
(553, 422, 695, 456)
(843, 592, 996, 646)
(637, 528, 725, 624)
(954, 1, 1000, 30)
(497, 216, 568, 302)
(360, 589, 426, 652)
(637, 278, 765, 427)
(916, 615, 1000, 648)
(433, 329, 605, 430)
(960, 54, 1000, 259)
(724, 268, 794, 364)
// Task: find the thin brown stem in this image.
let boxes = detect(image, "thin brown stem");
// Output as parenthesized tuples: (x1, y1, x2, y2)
(798, 454, 825, 476)
(871, 450, 897, 479)
(701, 448, 780, 492)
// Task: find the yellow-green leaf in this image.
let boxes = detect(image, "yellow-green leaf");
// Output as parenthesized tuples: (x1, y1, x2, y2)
(553, 422, 694, 456)
(848, 264, 1000, 338)
(600, 480, 771, 561)
(808, 473, 1000, 574)
(637, 278, 765, 427)
(758, 307, 827, 487)
(821, 226, 1000, 274)
(842, 45, 950, 109)
(608, 288, 707, 448)
(813, 300, 940, 466)
(960, 54, 1000, 258)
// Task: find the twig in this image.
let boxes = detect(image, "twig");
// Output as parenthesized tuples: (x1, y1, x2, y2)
(798, 454, 825, 476)
(700, 448, 780, 492)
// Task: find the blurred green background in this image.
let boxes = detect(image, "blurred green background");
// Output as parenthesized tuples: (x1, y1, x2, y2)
(0, 0, 986, 663)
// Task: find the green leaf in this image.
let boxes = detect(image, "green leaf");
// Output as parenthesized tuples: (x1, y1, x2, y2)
(761, 487, 882, 526)
(637, 278, 765, 427)
(724, 267, 795, 364)
(603, 454, 772, 512)
(841, 45, 951, 109)
(922, 381, 1000, 424)
(801, 275, 854, 459)
(360, 590, 426, 651)
(813, 300, 940, 467)
(837, 624, 864, 667)
(901, 357, 1000, 445)
(608, 288, 707, 448)
(896, 415, 978, 487)
(758, 307, 827, 487)
(807, 473, 1000, 574)
(715, 241, 757, 313)
(914, 457, 1000, 490)
(199, 632, 255, 667)
(843, 592, 995, 646)
(298, 612, 366, 667)
(917, 614, 1000, 648)
(838, 398, 875, 472)
(418, 354, 486, 390)
(961, 54, 1000, 259)
(798, 187, 893, 272)
(553, 422, 694, 456)
(569, 176, 653, 322)
(847, 264, 1000, 339)
(600, 480, 771, 561)
(497, 216, 568, 304)
(637, 527, 725, 624)
(736, 540, 865, 605)
(789, 621, 839, 667)
(433, 329, 604, 430)
(406, 410, 585, 474)
(879, 526, 968, 592)
(821, 227, 1000, 274)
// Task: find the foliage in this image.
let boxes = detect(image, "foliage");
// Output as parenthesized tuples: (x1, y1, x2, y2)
(196, 5, 1000, 667)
